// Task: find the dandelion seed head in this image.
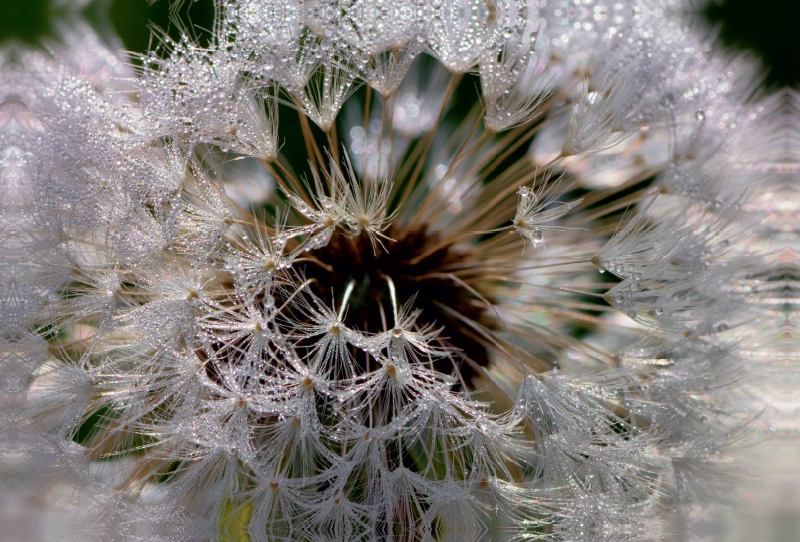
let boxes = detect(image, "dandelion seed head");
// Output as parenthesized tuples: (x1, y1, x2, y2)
(5, 0, 776, 540)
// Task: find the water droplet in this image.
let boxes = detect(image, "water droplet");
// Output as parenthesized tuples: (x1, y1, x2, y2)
(517, 186, 534, 199)
(695, 110, 705, 120)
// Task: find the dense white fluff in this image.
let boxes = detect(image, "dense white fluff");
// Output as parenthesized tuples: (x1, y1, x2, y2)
(1, 0, 782, 541)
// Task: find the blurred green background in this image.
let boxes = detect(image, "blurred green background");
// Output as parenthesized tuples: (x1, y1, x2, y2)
(0, 0, 798, 88)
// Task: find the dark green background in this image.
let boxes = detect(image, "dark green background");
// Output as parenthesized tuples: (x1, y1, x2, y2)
(0, 0, 798, 88)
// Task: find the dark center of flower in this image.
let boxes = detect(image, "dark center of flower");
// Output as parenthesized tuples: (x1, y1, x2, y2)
(300, 226, 496, 385)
